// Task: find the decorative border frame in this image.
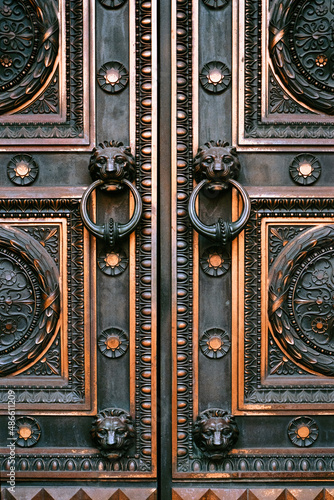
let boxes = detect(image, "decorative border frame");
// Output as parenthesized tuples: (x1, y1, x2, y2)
(0, 0, 157, 478)
(232, 188, 334, 415)
(1, 219, 68, 382)
(0, 188, 96, 414)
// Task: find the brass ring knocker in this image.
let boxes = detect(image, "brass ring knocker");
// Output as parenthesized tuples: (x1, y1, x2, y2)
(188, 140, 251, 245)
(188, 178, 250, 245)
(80, 141, 142, 249)
(80, 177, 142, 248)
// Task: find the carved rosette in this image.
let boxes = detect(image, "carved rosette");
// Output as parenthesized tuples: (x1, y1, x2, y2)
(289, 154, 321, 186)
(98, 327, 129, 358)
(269, 224, 334, 377)
(7, 154, 39, 186)
(0, 225, 60, 377)
(15, 416, 41, 447)
(288, 416, 319, 448)
(97, 62, 129, 94)
(200, 247, 231, 277)
(199, 328, 231, 359)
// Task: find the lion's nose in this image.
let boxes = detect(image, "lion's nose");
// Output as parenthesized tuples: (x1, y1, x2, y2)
(106, 159, 118, 173)
(107, 431, 116, 446)
(213, 431, 222, 446)
(213, 160, 223, 173)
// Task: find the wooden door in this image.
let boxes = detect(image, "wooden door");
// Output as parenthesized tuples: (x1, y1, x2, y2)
(2, 0, 334, 499)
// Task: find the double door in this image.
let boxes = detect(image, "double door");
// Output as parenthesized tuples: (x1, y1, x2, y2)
(1, 0, 334, 498)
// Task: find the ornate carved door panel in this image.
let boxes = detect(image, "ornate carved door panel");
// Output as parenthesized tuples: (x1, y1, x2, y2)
(0, 0, 158, 498)
(169, 0, 334, 497)
(2, 0, 334, 498)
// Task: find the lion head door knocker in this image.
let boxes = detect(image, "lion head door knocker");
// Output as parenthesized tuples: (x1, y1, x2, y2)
(193, 409, 239, 460)
(80, 141, 142, 275)
(188, 140, 250, 246)
(90, 408, 135, 460)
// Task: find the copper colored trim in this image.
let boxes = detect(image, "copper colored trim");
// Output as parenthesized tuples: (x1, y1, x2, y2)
(192, 0, 199, 423)
(150, 0, 158, 475)
(129, 0, 137, 419)
(171, 0, 178, 473)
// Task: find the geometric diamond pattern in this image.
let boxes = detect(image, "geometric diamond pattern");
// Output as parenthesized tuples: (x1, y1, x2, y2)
(4, 488, 334, 500)
(275, 490, 298, 500)
(238, 491, 260, 500)
(199, 490, 221, 500)
(31, 490, 56, 500)
(69, 489, 93, 500)
(314, 490, 334, 500)
(108, 490, 130, 500)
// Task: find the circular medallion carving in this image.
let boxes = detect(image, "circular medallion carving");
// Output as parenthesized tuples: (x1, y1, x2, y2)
(15, 416, 41, 447)
(98, 327, 129, 358)
(0, 0, 59, 114)
(199, 61, 231, 94)
(7, 154, 39, 186)
(97, 62, 129, 94)
(268, 225, 334, 376)
(200, 327, 231, 359)
(270, 0, 334, 114)
(288, 416, 319, 447)
(200, 247, 231, 277)
(0, 225, 60, 376)
(289, 154, 321, 186)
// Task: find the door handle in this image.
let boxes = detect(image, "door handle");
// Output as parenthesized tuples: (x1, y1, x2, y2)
(188, 140, 251, 245)
(80, 141, 142, 248)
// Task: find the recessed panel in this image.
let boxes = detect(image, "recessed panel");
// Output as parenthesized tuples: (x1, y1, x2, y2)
(232, 189, 334, 414)
(234, 0, 334, 148)
(0, 191, 96, 414)
(0, 0, 94, 150)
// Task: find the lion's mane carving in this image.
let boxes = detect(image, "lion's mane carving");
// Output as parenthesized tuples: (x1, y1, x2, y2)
(193, 140, 240, 184)
(89, 140, 135, 183)
(193, 408, 239, 460)
(90, 408, 135, 460)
